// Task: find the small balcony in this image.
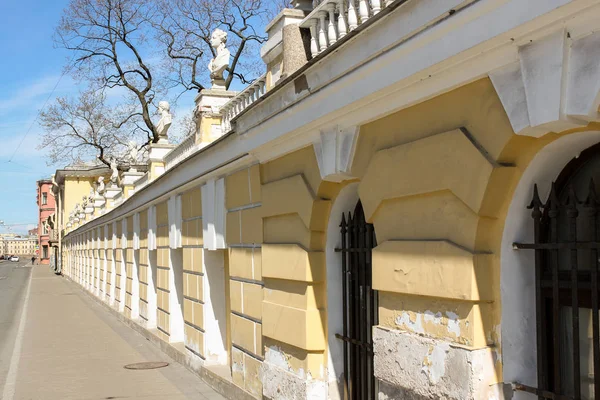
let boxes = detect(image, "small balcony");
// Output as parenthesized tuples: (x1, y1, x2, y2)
(48, 229, 59, 244)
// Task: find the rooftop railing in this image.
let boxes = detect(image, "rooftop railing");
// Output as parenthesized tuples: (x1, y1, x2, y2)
(164, 134, 198, 171)
(300, 0, 387, 57)
(220, 74, 267, 133)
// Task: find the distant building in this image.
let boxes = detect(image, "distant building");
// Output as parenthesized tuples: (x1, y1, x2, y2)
(28, 227, 38, 236)
(37, 179, 56, 264)
(2, 237, 37, 257)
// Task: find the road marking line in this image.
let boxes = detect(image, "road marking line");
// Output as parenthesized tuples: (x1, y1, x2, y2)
(1, 268, 33, 400)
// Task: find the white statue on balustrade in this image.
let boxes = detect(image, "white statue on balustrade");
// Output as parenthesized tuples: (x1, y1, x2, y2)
(95, 176, 105, 198)
(127, 141, 139, 163)
(156, 101, 172, 143)
(208, 29, 230, 90)
(109, 157, 120, 187)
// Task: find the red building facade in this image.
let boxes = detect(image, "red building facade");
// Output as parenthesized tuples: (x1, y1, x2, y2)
(36, 179, 56, 264)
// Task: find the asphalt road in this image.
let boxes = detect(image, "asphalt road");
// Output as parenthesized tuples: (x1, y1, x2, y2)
(0, 259, 33, 393)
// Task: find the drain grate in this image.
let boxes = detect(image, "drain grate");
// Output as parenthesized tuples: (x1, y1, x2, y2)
(123, 361, 169, 370)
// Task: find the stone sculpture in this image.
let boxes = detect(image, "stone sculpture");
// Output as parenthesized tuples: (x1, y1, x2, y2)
(96, 176, 105, 197)
(127, 141, 139, 164)
(156, 101, 172, 142)
(109, 157, 119, 186)
(208, 29, 230, 89)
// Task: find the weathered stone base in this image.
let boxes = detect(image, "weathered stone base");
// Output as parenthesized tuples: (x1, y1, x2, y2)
(262, 361, 327, 400)
(231, 347, 263, 398)
(378, 379, 431, 400)
(373, 326, 499, 400)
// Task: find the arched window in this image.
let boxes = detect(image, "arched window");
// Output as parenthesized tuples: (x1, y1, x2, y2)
(518, 143, 600, 399)
(337, 201, 377, 400)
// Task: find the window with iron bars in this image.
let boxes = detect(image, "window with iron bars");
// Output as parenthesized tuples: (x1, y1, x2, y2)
(515, 143, 600, 400)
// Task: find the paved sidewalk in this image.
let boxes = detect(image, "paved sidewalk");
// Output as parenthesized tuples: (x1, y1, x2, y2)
(8, 265, 226, 400)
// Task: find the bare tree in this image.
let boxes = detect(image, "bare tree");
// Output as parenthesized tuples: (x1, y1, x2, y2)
(55, 0, 163, 143)
(49, 0, 289, 169)
(155, 0, 280, 92)
(38, 89, 144, 167)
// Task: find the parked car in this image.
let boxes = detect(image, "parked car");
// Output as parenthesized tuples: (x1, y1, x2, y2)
(10, 256, 19, 262)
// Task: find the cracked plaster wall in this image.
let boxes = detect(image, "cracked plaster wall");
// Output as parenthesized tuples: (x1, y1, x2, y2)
(373, 327, 499, 400)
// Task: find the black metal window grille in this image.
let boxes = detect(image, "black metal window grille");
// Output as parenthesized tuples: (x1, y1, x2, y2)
(335, 201, 377, 400)
(514, 144, 600, 400)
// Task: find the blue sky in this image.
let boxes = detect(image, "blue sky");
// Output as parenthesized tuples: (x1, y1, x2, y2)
(0, 0, 73, 234)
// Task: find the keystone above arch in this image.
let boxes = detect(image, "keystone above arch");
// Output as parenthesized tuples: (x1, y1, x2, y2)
(490, 29, 600, 137)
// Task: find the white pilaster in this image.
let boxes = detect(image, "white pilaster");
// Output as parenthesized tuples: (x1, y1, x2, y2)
(201, 178, 227, 251)
(103, 224, 109, 302)
(119, 218, 127, 313)
(168, 195, 183, 250)
(130, 212, 140, 320)
(146, 206, 158, 329)
(168, 197, 184, 343)
(202, 249, 228, 365)
(110, 221, 117, 306)
(133, 212, 140, 251)
(95, 227, 101, 297)
(148, 205, 157, 251)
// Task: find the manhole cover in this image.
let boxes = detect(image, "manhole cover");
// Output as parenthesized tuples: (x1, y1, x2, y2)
(124, 361, 169, 370)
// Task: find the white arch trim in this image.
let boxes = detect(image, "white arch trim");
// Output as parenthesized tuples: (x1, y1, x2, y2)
(325, 182, 359, 400)
(501, 131, 600, 397)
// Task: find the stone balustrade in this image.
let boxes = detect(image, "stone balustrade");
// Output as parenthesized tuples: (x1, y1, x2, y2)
(164, 134, 198, 171)
(220, 74, 267, 133)
(300, 0, 386, 58)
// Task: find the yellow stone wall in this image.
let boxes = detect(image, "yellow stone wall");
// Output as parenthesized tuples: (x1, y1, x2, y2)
(115, 220, 123, 306)
(225, 164, 263, 397)
(150, 161, 165, 181)
(197, 115, 223, 144)
(79, 234, 84, 285)
(124, 216, 134, 319)
(62, 176, 95, 227)
(59, 76, 600, 394)
(181, 187, 205, 358)
(347, 78, 516, 382)
(92, 230, 98, 292)
(260, 147, 332, 381)
(99, 228, 105, 298)
(86, 232, 91, 288)
(139, 209, 150, 322)
(156, 201, 170, 341)
(75, 240, 79, 282)
(106, 223, 113, 302)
